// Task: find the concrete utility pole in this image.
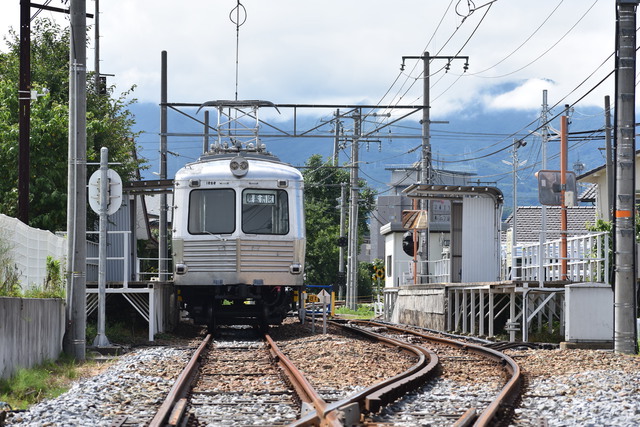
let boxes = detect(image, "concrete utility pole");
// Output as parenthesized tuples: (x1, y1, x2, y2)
(346, 112, 361, 310)
(65, 0, 87, 361)
(18, 0, 31, 224)
(159, 51, 169, 282)
(613, 0, 639, 355)
(506, 139, 527, 279)
(401, 52, 467, 281)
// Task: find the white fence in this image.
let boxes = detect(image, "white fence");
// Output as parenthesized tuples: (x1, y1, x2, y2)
(0, 214, 66, 290)
(520, 232, 609, 283)
(399, 259, 451, 285)
(395, 232, 609, 286)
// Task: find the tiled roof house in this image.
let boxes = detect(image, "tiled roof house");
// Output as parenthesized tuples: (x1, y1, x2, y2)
(504, 206, 597, 244)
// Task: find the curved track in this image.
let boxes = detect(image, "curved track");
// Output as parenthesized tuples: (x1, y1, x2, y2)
(346, 320, 522, 426)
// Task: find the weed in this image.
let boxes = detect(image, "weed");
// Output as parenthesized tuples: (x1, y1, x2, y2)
(0, 355, 80, 410)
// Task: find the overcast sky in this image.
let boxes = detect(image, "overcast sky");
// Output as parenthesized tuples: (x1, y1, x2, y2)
(1, 0, 620, 119)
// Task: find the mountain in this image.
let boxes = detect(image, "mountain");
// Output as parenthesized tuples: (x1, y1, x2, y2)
(129, 101, 608, 213)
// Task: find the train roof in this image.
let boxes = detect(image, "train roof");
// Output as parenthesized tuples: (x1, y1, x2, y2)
(175, 143, 302, 181)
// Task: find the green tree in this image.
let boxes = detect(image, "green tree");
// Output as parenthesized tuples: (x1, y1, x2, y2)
(0, 19, 144, 232)
(302, 154, 376, 294)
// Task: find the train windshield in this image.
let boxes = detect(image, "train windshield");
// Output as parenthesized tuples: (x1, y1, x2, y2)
(188, 189, 236, 234)
(242, 189, 289, 235)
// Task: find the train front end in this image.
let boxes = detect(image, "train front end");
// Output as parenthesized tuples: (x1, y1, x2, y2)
(172, 146, 305, 328)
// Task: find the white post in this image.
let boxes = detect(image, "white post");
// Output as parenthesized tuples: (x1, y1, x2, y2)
(93, 147, 110, 347)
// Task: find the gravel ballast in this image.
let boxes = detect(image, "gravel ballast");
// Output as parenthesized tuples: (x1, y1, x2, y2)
(3, 325, 640, 426)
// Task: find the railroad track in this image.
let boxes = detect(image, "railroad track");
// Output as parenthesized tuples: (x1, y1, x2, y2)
(150, 327, 307, 426)
(344, 319, 522, 426)
(148, 320, 520, 426)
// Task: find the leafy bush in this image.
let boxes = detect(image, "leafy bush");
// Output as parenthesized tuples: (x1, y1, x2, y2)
(0, 234, 21, 297)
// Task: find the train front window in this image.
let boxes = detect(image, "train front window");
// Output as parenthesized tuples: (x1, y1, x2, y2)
(188, 189, 236, 234)
(242, 189, 289, 235)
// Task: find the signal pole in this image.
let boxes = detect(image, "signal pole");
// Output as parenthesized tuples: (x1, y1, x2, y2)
(613, 0, 639, 355)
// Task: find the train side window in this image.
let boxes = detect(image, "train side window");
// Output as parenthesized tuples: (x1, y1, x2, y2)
(242, 189, 289, 235)
(188, 189, 236, 234)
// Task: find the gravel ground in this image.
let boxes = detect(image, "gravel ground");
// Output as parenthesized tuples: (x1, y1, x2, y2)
(4, 347, 194, 426)
(3, 322, 639, 426)
(506, 348, 640, 426)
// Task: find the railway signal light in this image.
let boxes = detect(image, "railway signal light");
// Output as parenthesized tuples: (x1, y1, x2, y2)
(402, 231, 415, 257)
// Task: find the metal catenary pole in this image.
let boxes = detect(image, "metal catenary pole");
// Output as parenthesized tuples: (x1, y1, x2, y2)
(160, 51, 169, 282)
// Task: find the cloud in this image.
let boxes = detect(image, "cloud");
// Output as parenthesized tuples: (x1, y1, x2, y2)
(482, 78, 557, 111)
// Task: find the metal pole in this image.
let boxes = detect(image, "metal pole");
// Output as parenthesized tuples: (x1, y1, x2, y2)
(94, 147, 110, 347)
(18, 0, 30, 224)
(333, 109, 341, 166)
(420, 53, 431, 280)
(159, 51, 168, 282)
(614, 0, 638, 355)
(421, 52, 431, 186)
(511, 141, 518, 280)
(347, 112, 361, 310)
(203, 110, 210, 154)
(94, 0, 100, 92)
(338, 183, 347, 301)
(64, 0, 87, 361)
(539, 90, 549, 286)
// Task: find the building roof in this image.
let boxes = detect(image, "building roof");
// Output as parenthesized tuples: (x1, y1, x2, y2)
(504, 206, 597, 243)
(579, 184, 597, 203)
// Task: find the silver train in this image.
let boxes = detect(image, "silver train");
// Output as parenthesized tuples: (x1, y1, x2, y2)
(172, 143, 305, 327)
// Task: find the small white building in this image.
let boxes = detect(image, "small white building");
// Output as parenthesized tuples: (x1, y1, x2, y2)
(382, 185, 503, 286)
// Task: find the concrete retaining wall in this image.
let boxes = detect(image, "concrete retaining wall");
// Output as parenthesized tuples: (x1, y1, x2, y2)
(0, 297, 65, 379)
(391, 285, 447, 330)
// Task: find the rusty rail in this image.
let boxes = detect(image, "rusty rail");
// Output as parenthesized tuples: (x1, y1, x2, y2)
(148, 334, 211, 427)
(350, 320, 523, 426)
(264, 333, 342, 427)
(290, 321, 439, 426)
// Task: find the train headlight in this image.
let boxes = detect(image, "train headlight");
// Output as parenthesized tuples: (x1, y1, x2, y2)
(289, 263, 303, 275)
(175, 264, 188, 275)
(230, 156, 249, 177)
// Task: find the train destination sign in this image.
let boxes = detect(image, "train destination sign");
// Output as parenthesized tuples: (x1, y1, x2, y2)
(245, 192, 276, 205)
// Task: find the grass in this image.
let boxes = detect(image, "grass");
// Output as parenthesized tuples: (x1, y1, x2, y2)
(0, 355, 91, 410)
(334, 304, 376, 320)
(0, 320, 139, 411)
